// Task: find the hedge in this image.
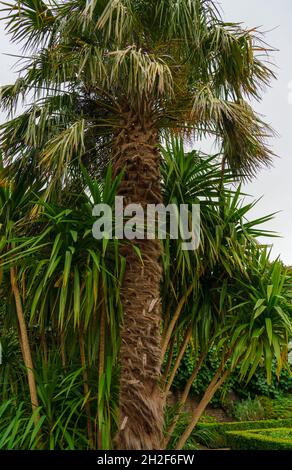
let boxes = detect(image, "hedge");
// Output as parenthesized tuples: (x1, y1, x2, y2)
(196, 418, 292, 448)
(226, 428, 292, 450)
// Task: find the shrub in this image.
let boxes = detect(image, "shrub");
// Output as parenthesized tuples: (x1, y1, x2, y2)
(196, 418, 292, 449)
(226, 428, 292, 450)
(259, 396, 292, 419)
(264, 429, 292, 439)
(199, 414, 218, 424)
(232, 397, 265, 422)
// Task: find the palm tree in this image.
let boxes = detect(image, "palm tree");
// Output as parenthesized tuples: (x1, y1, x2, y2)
(0, 0, 275, 449)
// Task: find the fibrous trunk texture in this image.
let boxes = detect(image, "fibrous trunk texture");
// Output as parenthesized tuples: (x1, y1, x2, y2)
(113, 107, 163, 450)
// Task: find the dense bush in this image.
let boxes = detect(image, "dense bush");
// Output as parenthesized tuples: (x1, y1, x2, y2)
(232, 397, 265, 422)
(231, 396, 292, 422)
(226, 428, 292, 450)
(259, 397, 292, 419)
(196, 418, 292, 449)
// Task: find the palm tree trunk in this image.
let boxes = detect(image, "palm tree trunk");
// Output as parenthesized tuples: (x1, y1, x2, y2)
(113, 106, 164, 450)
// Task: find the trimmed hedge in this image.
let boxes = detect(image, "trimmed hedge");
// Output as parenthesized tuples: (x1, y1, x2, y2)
(226, 428, 292, 450)
(196, 418, 292, 448)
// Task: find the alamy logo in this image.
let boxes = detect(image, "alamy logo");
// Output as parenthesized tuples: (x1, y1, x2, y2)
(92, 197, 201, 251)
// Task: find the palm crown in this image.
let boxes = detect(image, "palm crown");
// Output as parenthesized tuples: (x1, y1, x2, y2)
(1, 0, 275, 184)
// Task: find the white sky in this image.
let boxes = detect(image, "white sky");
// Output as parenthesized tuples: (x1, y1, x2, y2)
(220, 0, 292, 265)
(0, 0, 291, 264)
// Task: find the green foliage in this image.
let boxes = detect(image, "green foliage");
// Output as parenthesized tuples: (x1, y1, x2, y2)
(0, 400, 44, 450)
(232, 362, 292, 399)
(0, 0, 275, 185)
(0, 329, 25, 400)
(259, 396, 292, 420)
(0, 351, 119, 450)
(226, 428, 292, 450)
(262, 428, 292, 439)
(169, 347, 231, 407)
(164, 405, 219, 450)
(169, 344, 292, 407)
(0, 0, 287, 451)
(198, 414, 218, 424)
(232, 397, 265, 422)
(32, 355, 96, 450)
(196, 418, 292, 449)
(0, 351, 93, 449)
(163, 406, 199, 450)
(229, 396, 292, 424)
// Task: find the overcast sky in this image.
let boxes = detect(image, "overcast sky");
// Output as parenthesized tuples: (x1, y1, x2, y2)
(0, 1, 291, 264)
(220, 0, 292, 265)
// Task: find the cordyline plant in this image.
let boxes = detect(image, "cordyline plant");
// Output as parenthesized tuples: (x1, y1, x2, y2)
(0, 173, 41, 423)
(0, 139, 290, 450)
(0, 165, 124, 449)
(165, 248, 292, 449)
(0, 0, 276, 449)
(159, 142, 292, 449)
